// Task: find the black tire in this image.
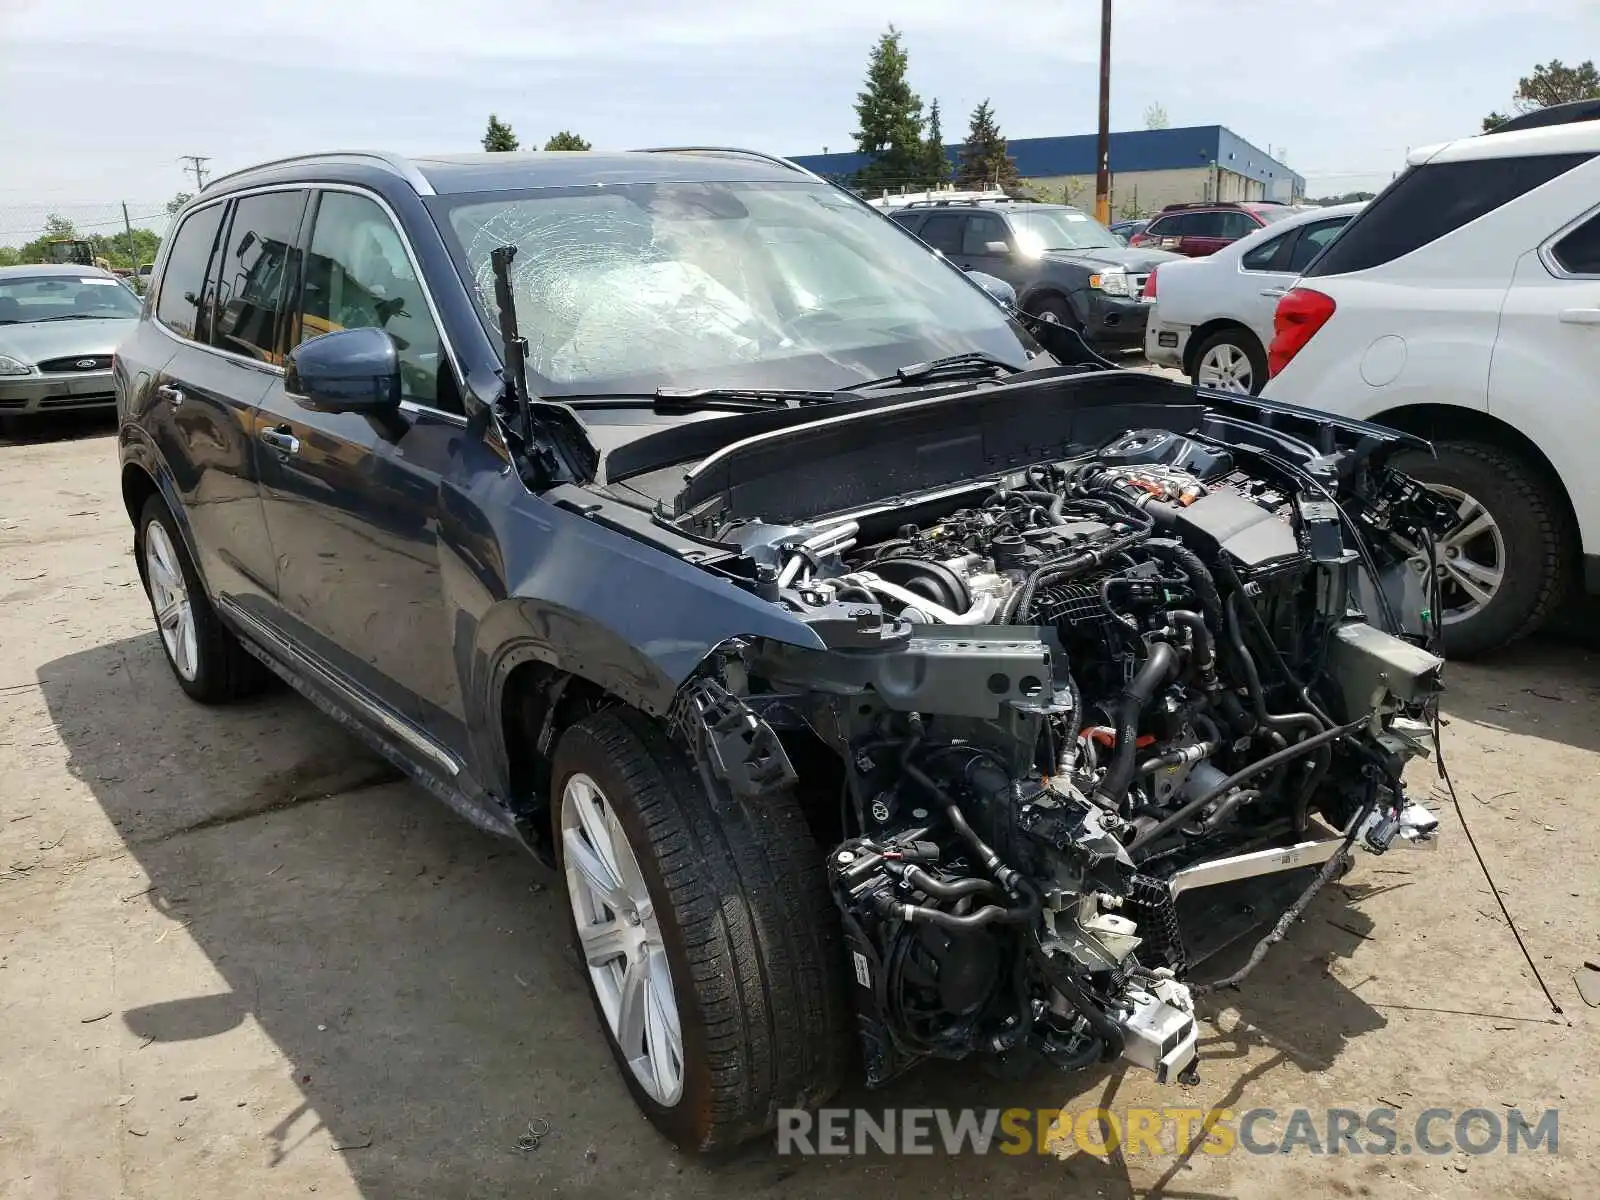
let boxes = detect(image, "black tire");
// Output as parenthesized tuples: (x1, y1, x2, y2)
(551, 708, 851, 1151)
(1028, 293, 1082, 331)
(1391, 442, 1571, 657)
(1188, 326, 1268, 395)
(136, 495, 272, 703)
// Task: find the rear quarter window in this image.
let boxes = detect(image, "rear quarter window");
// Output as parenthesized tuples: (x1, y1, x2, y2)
(155, 204, 226, 341)
(1304, 153, 1592, 277)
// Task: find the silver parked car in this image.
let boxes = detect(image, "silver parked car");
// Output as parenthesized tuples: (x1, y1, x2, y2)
(0, 264, 143, 427)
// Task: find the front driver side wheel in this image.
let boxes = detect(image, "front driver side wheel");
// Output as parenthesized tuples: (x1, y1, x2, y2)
(551, 708, 851, 1151)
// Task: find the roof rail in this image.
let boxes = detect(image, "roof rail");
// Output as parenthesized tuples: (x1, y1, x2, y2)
(1487, 98, 1600, 134)
(896, 196, 1023, 208)
(202, 151, 435, 196)
(631, 146, 822, 180)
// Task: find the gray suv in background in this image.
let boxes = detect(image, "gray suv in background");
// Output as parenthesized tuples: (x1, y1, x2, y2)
(888, 199, 1178, 352)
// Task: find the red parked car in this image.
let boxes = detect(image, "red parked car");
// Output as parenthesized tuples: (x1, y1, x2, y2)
(1129, 201, 1307, 258)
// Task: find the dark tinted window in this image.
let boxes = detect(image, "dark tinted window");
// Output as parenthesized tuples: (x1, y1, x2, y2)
(1186, 211, 1230, 238)
(1217, 210, 1259, 238)
(1146, 213, 1188, 237)
(917, 213, 965, 255)
(1305, 153, 1592, 277)
(1240, 230, 1291, 271)
(962, 212, 1009, 255)
(299, 191, 449, 408)
(888, 211, 921, 232)
(211, 191, 306, 364)
(155, 204, 224, 341)
(1287, 217, 1352, 272)
(1551, 211, 1600, 274)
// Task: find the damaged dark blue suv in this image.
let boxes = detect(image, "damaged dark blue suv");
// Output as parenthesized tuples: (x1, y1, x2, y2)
(115, 148, 1447, 1152)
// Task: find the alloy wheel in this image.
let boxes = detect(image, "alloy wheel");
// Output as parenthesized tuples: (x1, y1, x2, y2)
(560, 771, 685, 1106)
(1406, 485, 1506, 624)
(1196, 342, 1253, 393)
(144, 521, 199, 681)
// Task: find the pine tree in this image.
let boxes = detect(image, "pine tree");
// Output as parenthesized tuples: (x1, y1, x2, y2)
(921, 99, 952, 188)
(543, 131, 592, 151)
(955, 100, 1019, 191)
(482, 114, 520, 153)
(851, 26, 926, 194)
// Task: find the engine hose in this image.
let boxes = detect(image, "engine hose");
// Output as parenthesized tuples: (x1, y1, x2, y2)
(877, 877, 1042, 930)
(1216, 557, 1336, 728)
(1166, 609, 1217, 687)
(1225, 592, 1325, 738)
(890, 863, 1002, 902)
(1194, 787, 1260, 834)
(1027, 932, 1125, 1061)
(1290, 742, 1333, 834)
(1128, 714, 1370, 854)
(1142, 539, 1224, 632)
(1092, 641, 1182, 812)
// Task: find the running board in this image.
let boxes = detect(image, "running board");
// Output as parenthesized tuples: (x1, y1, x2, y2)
(1166, 838, 1346, 898)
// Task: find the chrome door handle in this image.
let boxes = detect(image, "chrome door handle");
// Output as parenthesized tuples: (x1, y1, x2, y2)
(155, 383, 185, 406)
(259, 426, 300, 455)
(1260, 287, 1288, 298)
(1558, 307, 1600, 325)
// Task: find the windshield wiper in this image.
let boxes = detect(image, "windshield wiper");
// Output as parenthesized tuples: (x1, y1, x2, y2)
(560, 387, 848, 412)
(845, 351, 1022, 391)
(33, 313, 122, 322)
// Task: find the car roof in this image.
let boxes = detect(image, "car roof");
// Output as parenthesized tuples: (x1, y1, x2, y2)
(199, 148, 818, 199)
(1411, 118, 1600, 166)
(1218, 201, 1366, 253)
(0, 263, 116, 280)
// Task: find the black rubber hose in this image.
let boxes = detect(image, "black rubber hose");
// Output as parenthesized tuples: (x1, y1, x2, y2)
(1291, 742, 1333, 834)
(1167, 609, 1217, 686)
(1028, 933, 1125, 1061)
(875, 875, 1041, 930)
(1225, 592, 1324, 738)
(1128, 715, 1369, 853)
(1092, 641, 1182, 811)
(1142, 539, 1224, 632)
(892, 863, 1002, 902)
(1195, 787, 1259, 834)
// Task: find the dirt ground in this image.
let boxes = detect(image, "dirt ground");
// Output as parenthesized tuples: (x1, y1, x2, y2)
(1, 415, 1596, 1199)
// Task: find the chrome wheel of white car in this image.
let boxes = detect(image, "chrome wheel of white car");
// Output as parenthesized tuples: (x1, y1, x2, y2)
(144, 520, 199, 681)
(1196, 341, 1254, 393)
(560, 770, 684, 1106)
(1415, 485, 1506, 625)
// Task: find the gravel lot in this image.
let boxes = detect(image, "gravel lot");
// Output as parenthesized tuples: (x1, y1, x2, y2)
(2, 414, 1596, 1199)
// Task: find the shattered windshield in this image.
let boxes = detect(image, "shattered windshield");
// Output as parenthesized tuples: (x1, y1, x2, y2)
(433, 180, 1038, 396)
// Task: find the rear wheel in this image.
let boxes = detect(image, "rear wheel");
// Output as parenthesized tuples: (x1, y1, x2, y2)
(1190, 327, 1267, 395)
(137, 495, 271, 702)
(1390, 442, 1570, 656)
(551, 708, 851, 1151)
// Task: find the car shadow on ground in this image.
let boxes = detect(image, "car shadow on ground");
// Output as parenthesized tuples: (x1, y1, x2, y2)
(40, 633, 1392, 1199)
(0, 410, 117, 447)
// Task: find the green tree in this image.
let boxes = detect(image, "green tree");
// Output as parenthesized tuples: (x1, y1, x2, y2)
(1143, 101, 1170, 130)
(542, 131, 592, 151)
(851, 25, 927, 194)
(920, 99, 952, 187)
(954, 100, 1019, 191)
(166, 192, 193, 215)
(482, 113, 520, 152)
(1483, 59, 1600, 130)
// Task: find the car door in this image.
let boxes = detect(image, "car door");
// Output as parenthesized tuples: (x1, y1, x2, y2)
(254, 186, 472, 766)
(1176, 210, 1230, 257)
(146, 196, 288, 620)
(953, 210, 1026, 289)
(1234, 217, 1354, 348)
(912, 211, 967, 264)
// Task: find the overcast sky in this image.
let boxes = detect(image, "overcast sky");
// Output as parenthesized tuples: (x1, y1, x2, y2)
(1, 0, 1595, 229)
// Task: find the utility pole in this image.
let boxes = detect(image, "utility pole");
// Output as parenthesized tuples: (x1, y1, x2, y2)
(1094, 0, 1112, 225)
(179, 155, 211, 191)
(121, 202, 136, 272)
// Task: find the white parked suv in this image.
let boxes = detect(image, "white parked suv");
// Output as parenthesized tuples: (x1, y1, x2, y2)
(1261, 105, 1600, 656)
(1143, 203, 1364, 394)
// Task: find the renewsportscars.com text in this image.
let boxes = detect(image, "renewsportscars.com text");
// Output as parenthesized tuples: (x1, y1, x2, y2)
(776, 1106, 1559, 1157)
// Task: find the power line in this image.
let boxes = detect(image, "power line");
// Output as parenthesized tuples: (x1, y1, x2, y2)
(179, 155, 211, 191)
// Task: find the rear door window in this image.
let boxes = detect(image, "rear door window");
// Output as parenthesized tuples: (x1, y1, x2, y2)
(1217, 211, 1259, 239)
(155, 204, 225, 342)
(1183, 211, 1227, 238)
(1286, 217, 1353, 273)
(1305, 153, 1593, 277)
(1550, 211, 1600, 275)
(916, 213, 966, 255)
(1240, 230, 1293, 272)
(210, 190, 307, 364)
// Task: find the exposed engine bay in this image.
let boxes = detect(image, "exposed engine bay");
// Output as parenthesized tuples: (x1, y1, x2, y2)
(677, 421, 1452, 1089)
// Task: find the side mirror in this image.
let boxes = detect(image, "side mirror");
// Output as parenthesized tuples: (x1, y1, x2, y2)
(967, 270, 1017, 311)
(983, 240, 1011, 256)
(285, 327, 402, 414)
